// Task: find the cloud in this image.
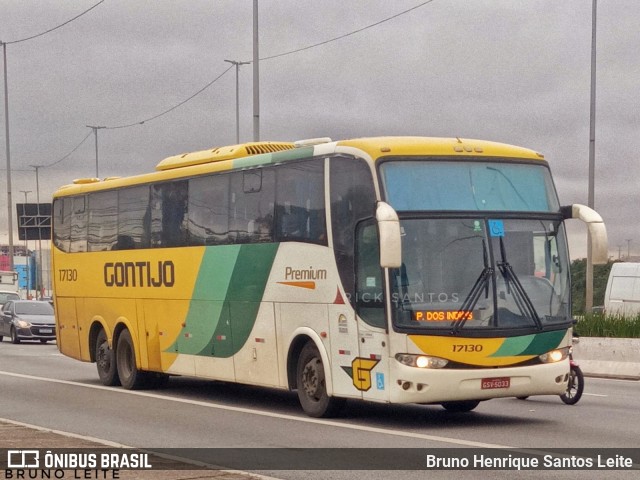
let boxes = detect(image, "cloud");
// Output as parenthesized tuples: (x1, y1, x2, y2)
(1, 0, 638, 259)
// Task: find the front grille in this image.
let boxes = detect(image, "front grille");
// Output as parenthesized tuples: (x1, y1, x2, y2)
(29, 326, 56, 336)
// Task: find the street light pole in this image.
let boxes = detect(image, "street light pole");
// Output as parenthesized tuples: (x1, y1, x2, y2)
(2, 41, 16, 270)
(253, 0, 260, 141)
(586, 0, 597, 312)
(86, 125, 104, 178)
(30, 165, 44, 299)
(19, 190, 31, 297)
(224, 60, 250, 144)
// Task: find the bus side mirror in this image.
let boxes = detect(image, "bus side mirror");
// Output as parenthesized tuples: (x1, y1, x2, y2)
(376, 202, 402, 268)
(561, 204, 608, 265)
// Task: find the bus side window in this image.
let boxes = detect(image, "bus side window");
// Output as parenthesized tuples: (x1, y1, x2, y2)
(53, 198, 71, 253)
(229, 168, 275, 244)
(88, 190, 117, 252)
(275, 160, 326, 244)
(355, 221, 386, 328)
(69, 196, 88, 253)
(188, 174, 230, 245)
(330, 156, 376, 306)
(150, 181, 188, 248)
(118, 185, 150, 249)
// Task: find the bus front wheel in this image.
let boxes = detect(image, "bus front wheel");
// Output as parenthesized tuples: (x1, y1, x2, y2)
(116, 329, 146, 390)
(441, 400, 480, 413)
(96, 329, 120, 386)
(296, 342, 345, 418)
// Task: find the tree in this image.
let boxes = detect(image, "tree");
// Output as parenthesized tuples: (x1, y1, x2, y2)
(571, 259, 616, 315)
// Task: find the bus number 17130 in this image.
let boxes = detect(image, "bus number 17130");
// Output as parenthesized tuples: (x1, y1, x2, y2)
(59, 269, 78, 282)
(452, 344, 483, 353)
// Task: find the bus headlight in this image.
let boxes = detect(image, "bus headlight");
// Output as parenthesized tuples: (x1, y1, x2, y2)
(538, 346, 570, 364)
(395, 353, 448, 369)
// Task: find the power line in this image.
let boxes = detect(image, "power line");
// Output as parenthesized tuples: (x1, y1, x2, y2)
(43, 1, 437, 148)
(4, 0, 106, 45)
(92, 1, 436, 131)
(103, 64, 234, 130)
(43, 130, 93, 169)
(7, 130, 93, 173)
(259, 0, 436, 62)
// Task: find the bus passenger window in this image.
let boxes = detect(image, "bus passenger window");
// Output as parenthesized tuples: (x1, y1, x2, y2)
(230, 168, 275, 244)
(150, 181, 188, 248)
(88, 190, 117, 252)
(188, 174, 230, 245)
(53, 198, 71, 253)
(275, 160, 326, 244)
(69, 196, 88, 253)
(118, 186, 150, 249)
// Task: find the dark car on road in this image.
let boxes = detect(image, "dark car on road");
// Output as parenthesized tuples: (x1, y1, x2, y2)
(0, 300, 56, 344)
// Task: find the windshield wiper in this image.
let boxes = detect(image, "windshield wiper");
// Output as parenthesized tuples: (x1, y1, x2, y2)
(451, 266, 493, 334)
(497, 237, 543, 330)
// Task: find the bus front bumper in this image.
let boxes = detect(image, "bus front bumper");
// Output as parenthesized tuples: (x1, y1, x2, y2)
(389, 359, 569, 404)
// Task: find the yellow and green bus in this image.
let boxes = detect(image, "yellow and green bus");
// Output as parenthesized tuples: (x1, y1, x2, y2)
(52, 136, 607, 417)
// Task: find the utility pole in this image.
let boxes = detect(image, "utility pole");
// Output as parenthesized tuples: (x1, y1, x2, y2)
(30, 165, 44, 299)
(224, 59, 250, 144)
(19, 190, 31, 297)
(86, 125, 104, 178)
(626, 239, 631, 260)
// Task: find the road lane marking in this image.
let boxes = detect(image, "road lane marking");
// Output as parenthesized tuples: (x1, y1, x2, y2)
(0, 369, 511, 448)
(0, 416, 281, 480)
(0, 416, 130, 447)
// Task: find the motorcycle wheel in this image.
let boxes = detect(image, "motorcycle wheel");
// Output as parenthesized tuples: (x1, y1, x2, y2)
(560, 365, 584, 405)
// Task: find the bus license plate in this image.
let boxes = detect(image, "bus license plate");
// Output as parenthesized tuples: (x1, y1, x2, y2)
(481, 377, 510, 389)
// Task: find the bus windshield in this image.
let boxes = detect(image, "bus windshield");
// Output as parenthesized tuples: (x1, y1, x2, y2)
(379, 159, 570, 334)
(380, 160, 560, 212)
(388, 217, 571, 333)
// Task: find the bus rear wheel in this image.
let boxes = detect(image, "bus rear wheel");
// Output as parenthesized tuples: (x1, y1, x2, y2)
(96, 329, 120, 386)
(116, 329, 146, 390)
(296, 342, 345, 418)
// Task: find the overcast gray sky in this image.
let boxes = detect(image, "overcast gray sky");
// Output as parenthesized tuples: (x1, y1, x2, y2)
(1, 0, 638, 259)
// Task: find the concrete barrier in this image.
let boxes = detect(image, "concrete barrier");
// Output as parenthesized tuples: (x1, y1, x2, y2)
(573, 337, 640, 380)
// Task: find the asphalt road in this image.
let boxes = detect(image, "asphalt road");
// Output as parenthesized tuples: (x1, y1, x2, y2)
(1, 340, 639, 480)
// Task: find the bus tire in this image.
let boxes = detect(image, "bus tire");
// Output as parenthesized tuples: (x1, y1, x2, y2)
(116, 329, 146, 390)
(296, 342, 345, 418)
(96, 329, 120, 386)
(441, 400, 480, 412)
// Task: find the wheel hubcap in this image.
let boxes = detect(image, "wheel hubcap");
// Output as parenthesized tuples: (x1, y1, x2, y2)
(302, 359, 321, 398)
(97, 343, 110, 370)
